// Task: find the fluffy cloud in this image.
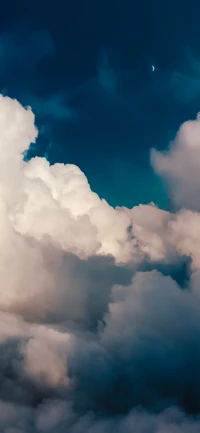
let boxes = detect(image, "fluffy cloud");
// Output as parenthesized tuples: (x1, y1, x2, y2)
(151, 115, 200, 211)
(1, 94, 200, 432)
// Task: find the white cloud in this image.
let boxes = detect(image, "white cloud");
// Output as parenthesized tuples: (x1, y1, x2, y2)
(0, 93, 200, 431)
(151, 117, 200, 211)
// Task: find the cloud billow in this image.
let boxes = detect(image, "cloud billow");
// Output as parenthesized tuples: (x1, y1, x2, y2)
(0, 95, 200, 432)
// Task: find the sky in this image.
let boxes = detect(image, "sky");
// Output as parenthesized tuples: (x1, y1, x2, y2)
(2, 2, 200, 433)
(1, 0, 200, 208)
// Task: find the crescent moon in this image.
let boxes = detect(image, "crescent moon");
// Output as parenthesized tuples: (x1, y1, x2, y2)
(151, 65, 155, 72)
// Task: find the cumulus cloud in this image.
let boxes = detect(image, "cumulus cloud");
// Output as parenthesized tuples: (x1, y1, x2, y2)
(1, 94, 200, 432)
(151, 115, 200, 211)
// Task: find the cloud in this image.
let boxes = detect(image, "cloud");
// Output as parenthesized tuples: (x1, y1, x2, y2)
(100, 270, 200, 408)
(1, 94, 200, 432)
(25, 94, 75, 121)
(171, 51, 200, 103)
(0, 26, 74, 125)
(151, 115, 200, 211)
(97, 48, 117, 95)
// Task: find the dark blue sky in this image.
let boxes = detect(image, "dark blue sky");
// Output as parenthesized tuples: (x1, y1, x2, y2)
(1, 0, 200, 208)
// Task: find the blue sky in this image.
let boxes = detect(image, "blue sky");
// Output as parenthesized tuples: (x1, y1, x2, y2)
(1, 0, 200, 208)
